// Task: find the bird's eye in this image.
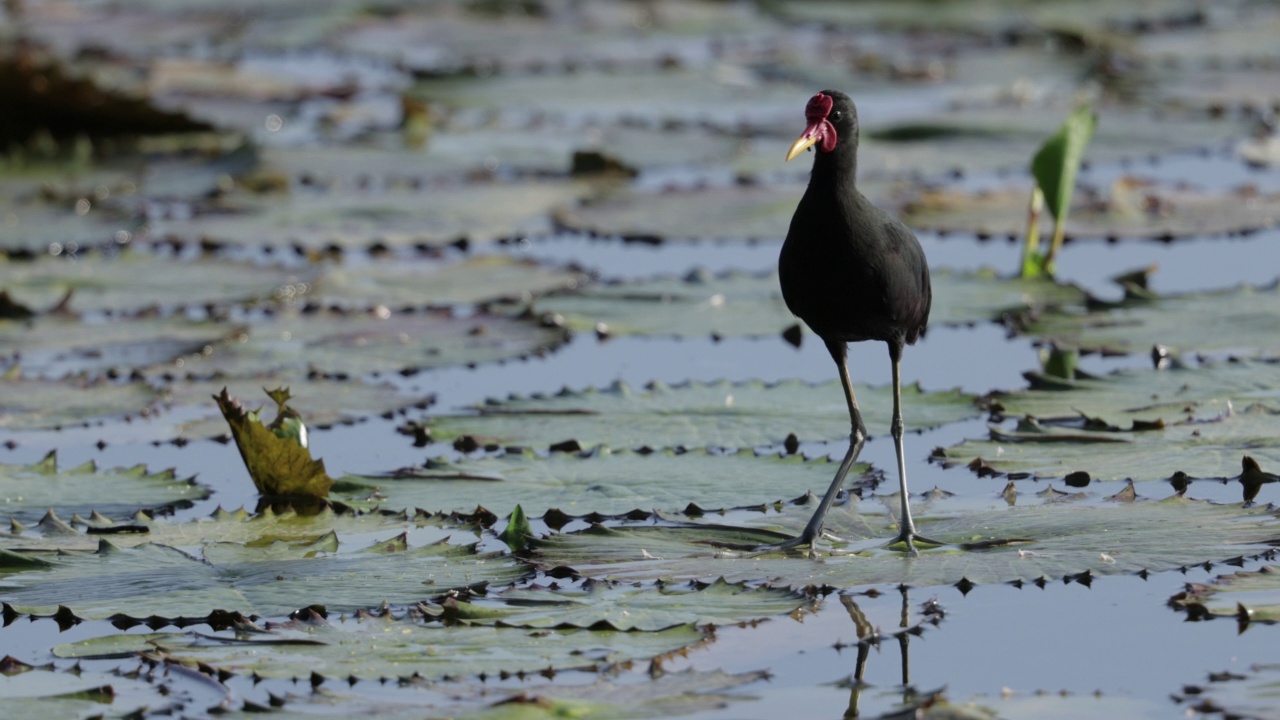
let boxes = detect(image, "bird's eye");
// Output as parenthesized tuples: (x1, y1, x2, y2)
(831, 111, 841, 120)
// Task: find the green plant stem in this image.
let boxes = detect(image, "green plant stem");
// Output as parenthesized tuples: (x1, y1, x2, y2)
(1020, 185, 1045, 278)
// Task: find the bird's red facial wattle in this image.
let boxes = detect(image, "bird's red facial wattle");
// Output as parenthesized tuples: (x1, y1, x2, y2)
(785, 92, 838, 162)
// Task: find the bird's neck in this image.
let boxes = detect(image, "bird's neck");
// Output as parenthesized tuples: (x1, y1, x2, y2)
(809, 141, 858, 196)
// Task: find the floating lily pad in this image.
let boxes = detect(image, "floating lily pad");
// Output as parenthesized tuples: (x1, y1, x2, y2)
(0, 376, 162, 431)
(413, 68, 803, 133)
(555, 185, 802, 242)
(464, 668, 772, 720)
(1169, 663, 1280, 720)
(539, 268, 1086, 339)
(0, 518, 526, 619)
(537, 270, 793, 338)
(259, 136, 568, 185)
(0, 251, 306, 313)
(309, 254, 588, 308)
(941, 360, 1280, 480)
(980, 359, 1280, 426)
(198, 667, 769, 720)
(1170, 565, 1280, 623)
(772, 0, 1214, 33)
(881, 691, 1161, 720)
(0, 195, 140, 254)
(447, 578, 809, 631)
(1158, 66, 1280, 114)
(872, 98, 1246, 174)
(899, 181, 1280, 241)
(5, 504, 448, 552)
(1021, 280, 1280, 356)
(0, 315, 238, 379)
(339, 448, 868, 517)
(532, 496, 1280, 588)
(0, 662, 194, 719)
(428, 379, 978, 450)
(57, 610, 705, 681)
(926, 268, 1089, 327)
(153, 373, 422, 441)
(339, 3, 774, 75)
(170, 306, 569, 378)
(0, 451, 206, 527)
(148, 181, 589, 250)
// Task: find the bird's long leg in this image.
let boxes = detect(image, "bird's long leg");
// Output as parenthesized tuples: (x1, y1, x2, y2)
(710, 339, 865, 554)
(794, 338, 867, 544)
(888, 341, 944, 555)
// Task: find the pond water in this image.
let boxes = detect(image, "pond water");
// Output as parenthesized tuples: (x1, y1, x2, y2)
(3, 1, 1280, 718)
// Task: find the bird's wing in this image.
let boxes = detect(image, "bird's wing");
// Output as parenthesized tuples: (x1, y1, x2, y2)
(877, 220, 932, 341)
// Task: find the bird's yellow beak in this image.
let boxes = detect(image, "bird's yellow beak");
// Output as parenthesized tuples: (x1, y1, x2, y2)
(785, 133, 820, 162)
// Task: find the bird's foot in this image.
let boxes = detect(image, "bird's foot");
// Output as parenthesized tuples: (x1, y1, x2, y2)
(708, 530, 822, 558)
(887, 528, 945, 557)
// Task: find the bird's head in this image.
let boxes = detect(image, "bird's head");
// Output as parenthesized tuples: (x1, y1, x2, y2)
(785, 90, 857, 162)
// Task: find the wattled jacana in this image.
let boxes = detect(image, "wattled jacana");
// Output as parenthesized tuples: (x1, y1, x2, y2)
(774, 90, 936, 555)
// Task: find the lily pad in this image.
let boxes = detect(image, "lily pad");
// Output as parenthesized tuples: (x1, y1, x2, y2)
(0, 662, 194, 719)
(1021, 280, 1280, 356)
(464, 668, 772, 720)
(170, 305, 569, 378)
(5, 504, 450, 552)
(0, 520, 527, 619)
(156, 373, 423, 441)
(555, 185, 803, 242)
(446, 578, 809, 631)
(539, 268, 1086, 339)
(940, 360, 1280, 480)
(532, 495, 1280, 588)
(339, 448, 870, 517)
(204, 667, 769, 720)
(0, 251, 304, 313)
(427, 379, 978, 450)
(0, 376, 162, 431)
(0, 315, 238, 379)
(899, 181, 1280, 241)
(339, 4, 775, 75)
(413, 68, 803, 133)
(1169, 663, 1280, 720)
(0, 451, 206, 527)
(772, 0, 1212, 34)
(148, 181, 589, 250)
(1170, 565, 1280, 623)
(928, 268, 1089, 327)
(57, 610, 706, 681)
(308, 254, 588, 308)
(983, 359, 1280, 425)
(537, 270, 793, 338)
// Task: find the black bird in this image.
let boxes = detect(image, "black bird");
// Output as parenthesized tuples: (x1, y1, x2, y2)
(775, 90, 935, 555)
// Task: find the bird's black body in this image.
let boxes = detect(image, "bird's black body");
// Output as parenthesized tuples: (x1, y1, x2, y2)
(741, 88, 938, 555)
(779, 91, 931, 348)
